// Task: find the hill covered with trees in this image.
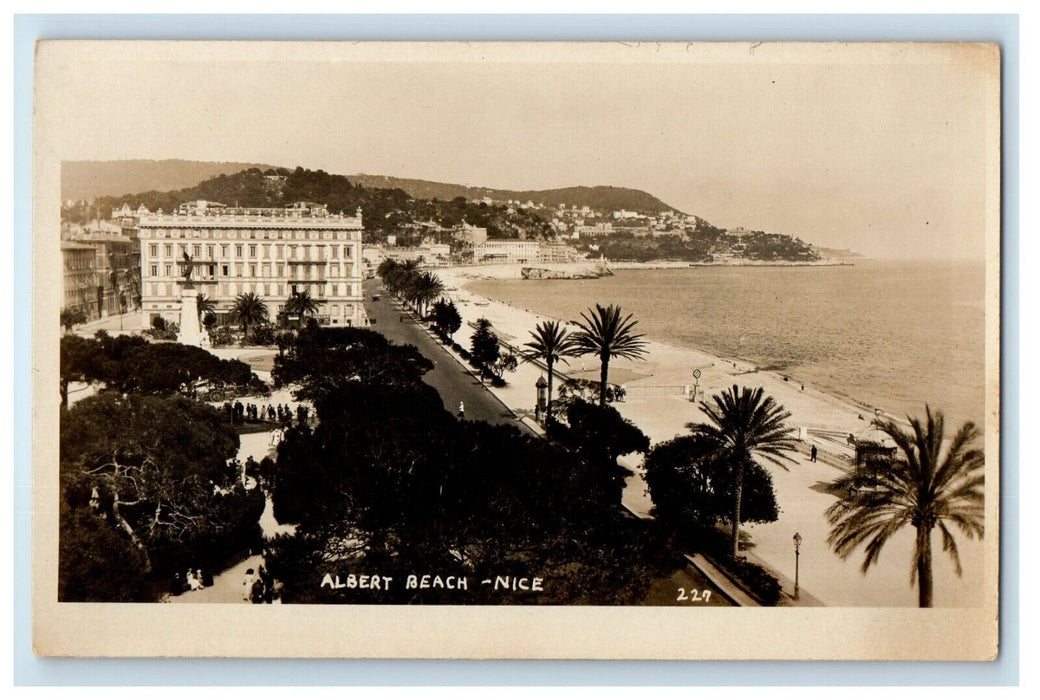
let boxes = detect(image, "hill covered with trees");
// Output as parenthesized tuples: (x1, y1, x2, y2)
(69, 167, 555, 243)
(348, 174, 681, 214)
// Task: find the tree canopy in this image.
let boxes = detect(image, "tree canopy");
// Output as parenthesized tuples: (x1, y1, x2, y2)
(59, 393, 264, 600)
(271, 325, 434, 402)
(60, 334, 260, 406)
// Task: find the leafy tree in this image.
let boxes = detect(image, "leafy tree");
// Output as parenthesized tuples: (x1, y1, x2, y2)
(490, 352, 518, 383)
(60, 335, 259, 400)
(267, 380, 666, 605)
(272, 325, 433, 402)
(645, 434, 779, 533)
(59, 393, 264, 598)
(825, 407, 985, 607)
(551, 399, 650, 504)
(520, 320, 578, 426)
(469, 318, 500, 382)
(572, 304, 648, 407)
(60, 307, 87, 332)
(229, 292, 269, 335)
(431, 299, 462, 341)
(688, 385, 797, 558)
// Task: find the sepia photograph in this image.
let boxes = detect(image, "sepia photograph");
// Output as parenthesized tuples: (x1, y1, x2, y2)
(32, 40, 1001, 659)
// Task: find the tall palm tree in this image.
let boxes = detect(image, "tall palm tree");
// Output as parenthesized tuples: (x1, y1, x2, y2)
(826, 407, 984, 607)
(412, 271, 444, 318)
(284, 290, 321, 319)
(230, 292, 269, 335)
(689, 385, 797, 558)
(520, 320, 579, 426)
(572, 304, 648, 407)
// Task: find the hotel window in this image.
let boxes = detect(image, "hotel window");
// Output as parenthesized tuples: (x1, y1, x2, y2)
(149, 244, 157, 257)
(273, 283, 281, 296)
(275, 245, 283, 259)
(235, 244, 243, 258)
(164, 264, 172, 277)
(193, 245, 201, 257)
(249, 245, 257, 258)
(263, 284, 269, 296)
(277, 264, 285, 277)
(262, 245, 270, 259)
(164, 244, 172, 257)
(236, 263, 243, 277)
(250, 264, 256, 277)
(222, 264, 229, 276)
(208, 245, 214, 259)
(221, 244, 229, 258)
(262, 263, 271, 278)
(150, 264, 157, 277)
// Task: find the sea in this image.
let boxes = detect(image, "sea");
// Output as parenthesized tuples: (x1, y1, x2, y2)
(468, 260, 988, 430)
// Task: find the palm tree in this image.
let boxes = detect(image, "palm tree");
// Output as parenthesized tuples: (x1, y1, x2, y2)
(520, 320, 579, 426)
(284, 290, 321, 319)
(196, 293, 216, 320)
(572, 304, 648, 407)
(826, 407, 984, 607)
(229, 292, 269, 335)
(412, 271, 444, 318)
(689, 385, 797, 558)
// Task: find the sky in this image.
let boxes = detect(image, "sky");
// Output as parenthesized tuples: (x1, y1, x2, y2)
(40, 41, 999, 259)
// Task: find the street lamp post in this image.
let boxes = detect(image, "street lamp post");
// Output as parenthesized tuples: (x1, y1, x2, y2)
(793, 532, 802, 600)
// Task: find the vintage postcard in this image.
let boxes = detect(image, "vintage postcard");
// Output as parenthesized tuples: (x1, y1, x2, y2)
(32, 41, 1001, 659)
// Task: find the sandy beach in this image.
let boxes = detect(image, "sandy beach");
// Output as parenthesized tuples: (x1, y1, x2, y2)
(432, 263, 986, 608)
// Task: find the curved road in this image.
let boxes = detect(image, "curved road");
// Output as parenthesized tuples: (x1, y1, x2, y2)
(363, 281, 535, 435)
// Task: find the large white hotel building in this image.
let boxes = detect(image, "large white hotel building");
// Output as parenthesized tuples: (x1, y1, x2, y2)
(129, 200, 368, 328)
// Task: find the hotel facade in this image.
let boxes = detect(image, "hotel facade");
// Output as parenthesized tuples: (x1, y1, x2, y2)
(132, 201, 368, 328)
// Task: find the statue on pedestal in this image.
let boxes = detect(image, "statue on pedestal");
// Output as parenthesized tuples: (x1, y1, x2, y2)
(176, 252, 210, 348)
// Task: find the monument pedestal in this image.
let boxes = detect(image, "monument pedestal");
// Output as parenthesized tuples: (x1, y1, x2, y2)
(177, 286, 210, 348)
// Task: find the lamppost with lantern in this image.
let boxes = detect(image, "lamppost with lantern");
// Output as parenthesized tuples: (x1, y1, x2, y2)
(793, 532, 803, 600)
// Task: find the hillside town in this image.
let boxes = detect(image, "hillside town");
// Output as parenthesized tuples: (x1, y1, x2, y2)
(61, 168, 824, 326)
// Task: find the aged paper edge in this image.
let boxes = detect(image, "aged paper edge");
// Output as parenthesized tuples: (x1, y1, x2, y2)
(31, 40, 1002, 660)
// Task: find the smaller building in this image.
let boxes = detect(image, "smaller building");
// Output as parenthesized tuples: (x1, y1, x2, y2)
(573, 223, 613, 239)
(454, 222, 488, 246)
(62, 243, 99, 320)
(473, 239, 541, 264)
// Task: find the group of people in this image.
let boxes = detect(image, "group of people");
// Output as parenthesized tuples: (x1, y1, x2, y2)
(222, 400, 310, 428)
(242, 564, 279, 604)
(170, 567, 213, 596)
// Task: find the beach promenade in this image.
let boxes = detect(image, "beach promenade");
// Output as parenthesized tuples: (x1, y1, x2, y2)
(435, 264, 986, 608)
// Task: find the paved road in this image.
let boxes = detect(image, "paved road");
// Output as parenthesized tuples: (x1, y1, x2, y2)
(363, 281, 534, 435)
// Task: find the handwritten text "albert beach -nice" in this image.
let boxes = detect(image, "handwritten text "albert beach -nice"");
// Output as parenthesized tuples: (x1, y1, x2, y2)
(320, 573, 545, 592)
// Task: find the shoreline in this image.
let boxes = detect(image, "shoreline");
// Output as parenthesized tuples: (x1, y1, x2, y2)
(431, 263, 985, 607)
(438, 264, 892, 437)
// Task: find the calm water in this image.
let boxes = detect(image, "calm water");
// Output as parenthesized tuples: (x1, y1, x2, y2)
(469, 260, 988, 428)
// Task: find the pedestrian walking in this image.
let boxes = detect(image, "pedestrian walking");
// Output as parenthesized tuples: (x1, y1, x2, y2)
(458, 401, 465, 419)
(810, 445, 818, 463)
